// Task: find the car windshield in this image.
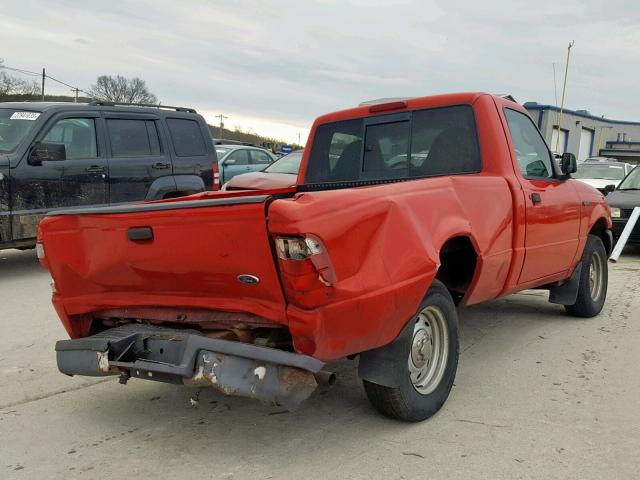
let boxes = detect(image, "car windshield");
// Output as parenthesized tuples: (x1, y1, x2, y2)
(216, 147, 231, 157)
(264, 151, 303, 174)
(573, 163, 626, 180)
(618, 167, 640, 190)
(0, 109, 41, 153)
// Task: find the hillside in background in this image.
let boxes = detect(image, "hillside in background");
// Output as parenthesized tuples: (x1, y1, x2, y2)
(208, 125, 302, 152)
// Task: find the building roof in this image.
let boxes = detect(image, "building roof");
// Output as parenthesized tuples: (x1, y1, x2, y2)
(523, 102, 640, 126)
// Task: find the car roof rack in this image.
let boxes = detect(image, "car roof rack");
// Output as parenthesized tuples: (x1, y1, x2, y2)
(88, 101, 196, 113)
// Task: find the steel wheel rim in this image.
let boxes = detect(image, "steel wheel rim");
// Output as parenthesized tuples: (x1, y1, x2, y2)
(408, 305, 449, 395)
(589, 250, 604, 302)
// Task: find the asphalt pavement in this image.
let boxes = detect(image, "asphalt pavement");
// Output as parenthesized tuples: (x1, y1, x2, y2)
(1, 247, 639, 479)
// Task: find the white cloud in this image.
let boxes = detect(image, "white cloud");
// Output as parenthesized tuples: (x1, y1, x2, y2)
(2, 0, 640, 143)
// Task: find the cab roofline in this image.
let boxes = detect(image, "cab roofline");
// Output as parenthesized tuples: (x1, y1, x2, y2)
(314, 92, 493, 124)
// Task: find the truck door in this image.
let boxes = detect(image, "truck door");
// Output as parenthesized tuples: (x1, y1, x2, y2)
(104, 116, 173, 203)
(10, 113, 108, 240)
(503, 108, 581, 284)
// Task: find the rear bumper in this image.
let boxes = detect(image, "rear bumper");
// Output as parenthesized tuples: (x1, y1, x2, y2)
(56, 324, 324, 409)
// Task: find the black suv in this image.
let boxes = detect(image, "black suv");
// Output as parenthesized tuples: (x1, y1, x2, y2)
(0, 101, 216, 250)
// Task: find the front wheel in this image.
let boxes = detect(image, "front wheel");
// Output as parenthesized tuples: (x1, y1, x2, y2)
(565, 234, 608, 318)
(363, 280, 459, 422)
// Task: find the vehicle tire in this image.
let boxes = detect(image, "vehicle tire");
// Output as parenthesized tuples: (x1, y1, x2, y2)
(565, 234, 608, 318)
(362, 280, 459, 422)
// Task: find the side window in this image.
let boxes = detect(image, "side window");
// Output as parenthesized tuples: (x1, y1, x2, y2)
(410, 105, 481, 177)
(362, 121, 409, 178)
(107, 119, 160, 157)
(504, 109, 554, 179)
(166, 118, 207, 157)
(42, 118, 97, 159)
(250, 150, 272, 165)
(226, 149, 249, 165)
(305, 119, 362, 183)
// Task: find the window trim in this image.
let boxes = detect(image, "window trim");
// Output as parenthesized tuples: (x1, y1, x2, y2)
(165, 117, 208, 158)
(504, 107, 563, 182)
(39, 115, 100, 160)
(225, 148, 250, 166)
(303, 103, 483, 186)
(361, 112, 411, 181)
(106, 118, 163, 158)
(249, 149, 273, 165)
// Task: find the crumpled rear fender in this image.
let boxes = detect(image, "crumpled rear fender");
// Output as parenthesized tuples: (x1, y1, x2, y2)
(268, 175, 514, 360)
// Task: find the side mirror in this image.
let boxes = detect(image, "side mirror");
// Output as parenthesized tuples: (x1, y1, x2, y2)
(560, 152, 577, 175)
(28, 142, 66, 166)
(225, 158, 236, 165)
(604, 184, 616, 194)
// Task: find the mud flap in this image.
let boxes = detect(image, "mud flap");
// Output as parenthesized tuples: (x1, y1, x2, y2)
(548, 263, 582, 305)
(357, 318, 414, 388)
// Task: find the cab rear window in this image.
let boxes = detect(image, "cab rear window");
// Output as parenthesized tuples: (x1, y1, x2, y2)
(304, 105, 481, 184)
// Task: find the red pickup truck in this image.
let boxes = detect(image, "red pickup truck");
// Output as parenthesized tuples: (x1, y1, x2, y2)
(38, 93, 612, 422)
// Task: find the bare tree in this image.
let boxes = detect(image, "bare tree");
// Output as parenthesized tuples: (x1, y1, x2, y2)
(0, 65, 39, 99)
(89, 75, 157, 104)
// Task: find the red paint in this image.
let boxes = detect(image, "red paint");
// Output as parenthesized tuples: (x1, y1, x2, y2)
(39, 93, 612, 362)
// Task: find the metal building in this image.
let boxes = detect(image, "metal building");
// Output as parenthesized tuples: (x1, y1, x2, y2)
(524, 103, 640, 165)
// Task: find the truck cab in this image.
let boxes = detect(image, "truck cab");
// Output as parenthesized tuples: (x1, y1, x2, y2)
(0, 102, 215, 250)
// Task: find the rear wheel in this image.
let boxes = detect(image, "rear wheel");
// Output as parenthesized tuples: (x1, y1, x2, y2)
(565, 235, 608, 317)
(363, 280, 459, 422)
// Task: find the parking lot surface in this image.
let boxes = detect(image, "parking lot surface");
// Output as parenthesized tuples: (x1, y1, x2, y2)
(1, 247, 639, 479)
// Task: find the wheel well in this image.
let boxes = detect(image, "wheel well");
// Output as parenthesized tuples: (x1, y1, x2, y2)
(435, 236, 478, 302)
(589, 218, 612, 256)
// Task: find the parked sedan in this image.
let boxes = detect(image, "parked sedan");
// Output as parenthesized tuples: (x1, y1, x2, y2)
(607, 165, 640, 243)
(222, 150, 303, 190)
(215, 145, 277, 184)
(572, 159, 634, 193)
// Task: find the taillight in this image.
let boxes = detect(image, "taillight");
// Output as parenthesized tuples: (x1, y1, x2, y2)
(274, 235, 336, 309)
(36, 241, 45, 260)
(212, 162, 220, 191)
(36, 240, 50, 269)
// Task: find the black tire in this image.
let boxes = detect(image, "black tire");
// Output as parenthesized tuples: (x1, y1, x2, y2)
(565, 234, 608, 318)
(363, 280, 459, 422)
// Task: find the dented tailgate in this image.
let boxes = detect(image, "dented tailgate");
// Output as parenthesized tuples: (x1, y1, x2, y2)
(38, 195, 288, 327)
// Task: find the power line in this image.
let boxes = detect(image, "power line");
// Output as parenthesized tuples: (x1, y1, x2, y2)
(0, 63, 92, 98)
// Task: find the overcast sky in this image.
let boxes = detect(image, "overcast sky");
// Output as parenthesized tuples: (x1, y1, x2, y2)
(2, 0, 639, 143)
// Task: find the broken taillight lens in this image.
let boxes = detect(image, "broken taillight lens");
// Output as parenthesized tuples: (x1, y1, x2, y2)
(274, 235, 336, 309)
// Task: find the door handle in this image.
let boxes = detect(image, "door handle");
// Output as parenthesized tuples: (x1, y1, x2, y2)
(530, 193, 542, 205)
(85, 165, 106, 173)
(152, 162, 170, 170)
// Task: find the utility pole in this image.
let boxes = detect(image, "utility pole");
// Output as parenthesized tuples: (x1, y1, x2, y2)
(216, 114, 228, 141)
(555, 41, 575, 153)
(297, 132, 301, 145)
(41, 67, 45, 101)
(71, 87, 79, 102)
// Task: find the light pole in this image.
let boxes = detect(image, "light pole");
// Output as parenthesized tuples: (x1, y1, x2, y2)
(555, 41, 575, 153)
